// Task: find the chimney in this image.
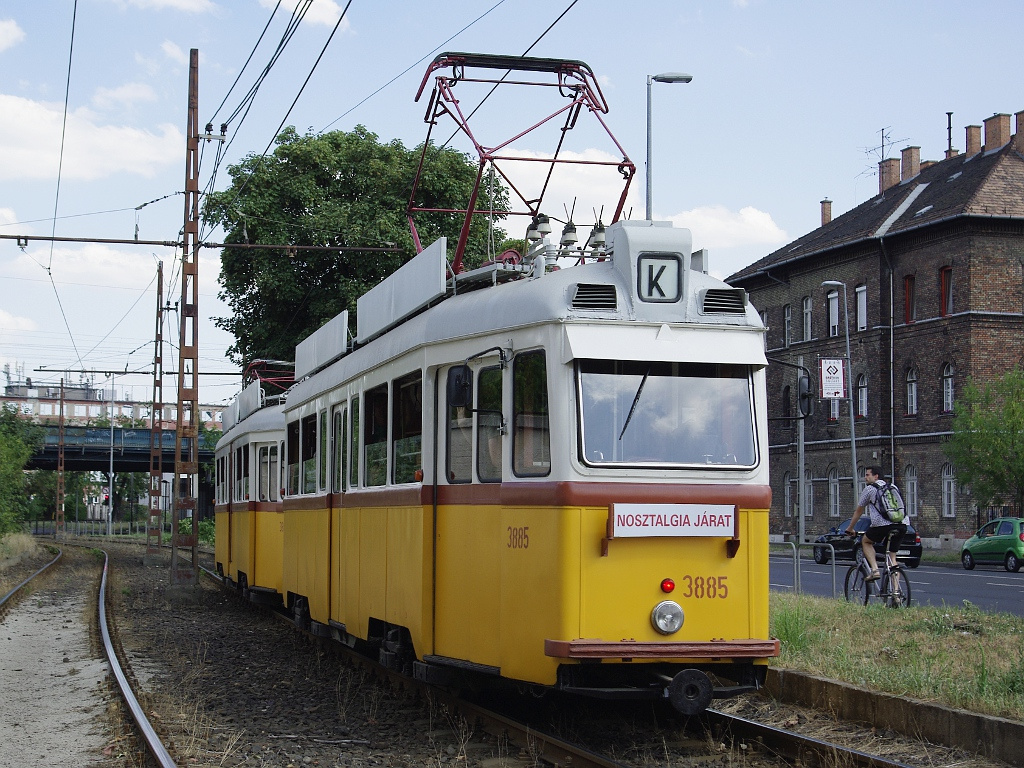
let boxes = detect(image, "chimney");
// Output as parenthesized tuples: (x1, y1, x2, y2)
(1015, 110, 1024, 152)
(900, 146, 921, 181)
(945, 147, 960, 159)
(879, 157, 901, 194)
(966, 125, 982, 156)
(820, 198, 832, 226)
(920, 160, 937, 171)
(984, 113, 1011, 151)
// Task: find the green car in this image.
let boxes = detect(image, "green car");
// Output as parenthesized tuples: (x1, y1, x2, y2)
(961, 518, 1024, 572)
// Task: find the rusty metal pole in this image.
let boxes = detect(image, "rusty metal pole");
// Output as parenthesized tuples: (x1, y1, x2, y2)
(147, 261, 164, 558)
(171, 48, 201, 586)
(56, 379, 65, 540)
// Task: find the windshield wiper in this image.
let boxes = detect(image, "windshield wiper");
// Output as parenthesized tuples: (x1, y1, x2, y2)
(618, 368, 650, 441)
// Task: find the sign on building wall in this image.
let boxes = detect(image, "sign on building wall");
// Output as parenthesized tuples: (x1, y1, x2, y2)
(819, 358, 847, 399)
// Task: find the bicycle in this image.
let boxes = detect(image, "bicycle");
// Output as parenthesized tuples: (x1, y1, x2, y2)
(843, 528, 911, 607)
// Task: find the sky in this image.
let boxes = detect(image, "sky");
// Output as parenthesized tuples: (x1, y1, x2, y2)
(0, 0, 1019, 406)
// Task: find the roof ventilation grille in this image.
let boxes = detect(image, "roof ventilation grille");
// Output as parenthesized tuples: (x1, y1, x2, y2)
(572, 283, 617, 310)
(702, 288, 747, 315)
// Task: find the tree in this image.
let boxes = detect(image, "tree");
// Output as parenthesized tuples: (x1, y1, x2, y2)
(203, 126, 510, 365)
(945, 366, 1024, 513)
(0, 404, 44, 534)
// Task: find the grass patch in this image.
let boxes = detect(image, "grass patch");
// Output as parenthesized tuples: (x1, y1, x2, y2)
(0, 532, 39, 564)
(771, 591, 1024, 720)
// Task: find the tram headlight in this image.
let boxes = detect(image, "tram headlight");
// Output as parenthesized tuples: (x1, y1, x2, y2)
(651, 600, 684, 635)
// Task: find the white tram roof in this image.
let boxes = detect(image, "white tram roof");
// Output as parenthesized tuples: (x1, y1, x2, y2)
(216, 401, 286, 451)
(283, 221, 766, 412)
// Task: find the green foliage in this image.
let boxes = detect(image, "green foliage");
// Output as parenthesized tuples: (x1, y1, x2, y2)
(202, 125, 511, 365)
(178, 516, 215, 545)
(0, 404, 44, 534)
(946, 366, 1024, 511)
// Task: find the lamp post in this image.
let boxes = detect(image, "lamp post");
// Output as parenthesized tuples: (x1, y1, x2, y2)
(646, 72, 692, 220)
(822, 280, 859, 499)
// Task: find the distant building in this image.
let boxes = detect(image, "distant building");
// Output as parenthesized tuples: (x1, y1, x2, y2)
(1, 378, 225, 431)
(728, 110, 1024, 547)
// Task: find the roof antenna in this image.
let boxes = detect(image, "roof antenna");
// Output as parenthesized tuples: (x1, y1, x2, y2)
(946, 111, 954, 155)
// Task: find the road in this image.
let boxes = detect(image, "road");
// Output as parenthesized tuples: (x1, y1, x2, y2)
(770, 557, 1024, 616)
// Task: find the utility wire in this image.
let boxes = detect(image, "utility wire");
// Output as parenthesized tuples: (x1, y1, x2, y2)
(319, 0, 508, 133)
(207, 0, 283, 126)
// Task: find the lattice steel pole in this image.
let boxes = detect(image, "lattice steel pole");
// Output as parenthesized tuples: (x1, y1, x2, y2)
(56, 379, 65, 540)
(172, 49, 201, 586)
(147, 260, 164, 557)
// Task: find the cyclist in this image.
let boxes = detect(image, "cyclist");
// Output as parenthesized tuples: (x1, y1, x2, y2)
(845, 466, 907, 582)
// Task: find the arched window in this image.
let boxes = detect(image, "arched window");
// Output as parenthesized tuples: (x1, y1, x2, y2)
(783, 471, 792, 518)
(941, 463, 956, 518)
(802, 296, 813, 341)
(942, 363, 955, 413)
(804, 469, 814, 517)
(828, 467, 840, 518)
(855, 284, 867, 331)
(906, 368, 918, 416)
(903, 465, 918, 518)
(783, 304, 792, 348)
(856, 374, 868, 417)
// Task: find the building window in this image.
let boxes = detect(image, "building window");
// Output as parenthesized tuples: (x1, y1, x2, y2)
(856, 374, 867, 418)
(783, 304, 791, 348)
(804, 469, 813, 517)
(802, 296, 812, 341)
(904, 465, 918, 518)
(783, 472, 792, 517)
(829, 397, 840, 422)
(941, 463, 956, 518)
(942, 363, 955, 413)
(828, 467, 840, 518)
(827, 290, 840, 337)
(904, 275, 916, 323)
(906, 368, 918, 416)
(855, 285, 867, 331)
(940, 266, 953, 316)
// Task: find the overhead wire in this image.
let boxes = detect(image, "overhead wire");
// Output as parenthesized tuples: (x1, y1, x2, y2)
(43, 0, 84, 371)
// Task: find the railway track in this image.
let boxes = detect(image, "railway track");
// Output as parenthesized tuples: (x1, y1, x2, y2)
(0, 542, 177, 766)
(0, 540, 1003, 768)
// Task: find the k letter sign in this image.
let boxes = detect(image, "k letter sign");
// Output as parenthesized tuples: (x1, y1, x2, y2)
(637, 254, 682, 302)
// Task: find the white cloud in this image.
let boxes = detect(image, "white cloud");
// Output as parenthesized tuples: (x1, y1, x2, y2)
(0, 308, 36, 332)
(670, 205, 787, 250)
(259, 0, 352, 28)
(0, 19, 25, 52)
(161, 40, 188, 65)
(0, 208, 16, 226)
(92, 82, 158, 110)
(0, 94, 182, 181)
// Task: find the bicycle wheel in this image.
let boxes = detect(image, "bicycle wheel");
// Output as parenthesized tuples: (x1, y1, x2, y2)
(887, 568, 911, 607)
(844, 564, 869, 605)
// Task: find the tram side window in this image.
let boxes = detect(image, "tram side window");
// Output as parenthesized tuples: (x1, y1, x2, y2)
(332, 406, 346, 494)
(393, 372, 422, 484)
(349, 396, 360, 488)
(301, 414, 317, 493)
(318, 410, 328, 493)
(234, 445, 249, 500)
(364, 385, 388, 487)
(258, 445, 278, 502)
(513, 351, 551, 477)
(477, 366, 503, 482)
(216, 456, 225, 503)
(446, 368, 472, 483)
(286, 421, 300, 495)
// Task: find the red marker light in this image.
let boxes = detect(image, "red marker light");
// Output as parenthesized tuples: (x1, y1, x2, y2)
(661, 578, 675, 593)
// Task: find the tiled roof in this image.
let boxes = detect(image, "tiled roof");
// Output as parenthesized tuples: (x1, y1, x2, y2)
(728, 142, 1024, 283)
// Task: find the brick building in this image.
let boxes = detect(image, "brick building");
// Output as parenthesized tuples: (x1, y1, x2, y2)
(728, 110, 1024, 547)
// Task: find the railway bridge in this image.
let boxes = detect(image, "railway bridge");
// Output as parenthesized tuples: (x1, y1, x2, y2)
(28, 425, 217, 473)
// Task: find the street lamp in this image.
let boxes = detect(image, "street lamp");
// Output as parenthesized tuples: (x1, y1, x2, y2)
(646, 71, 692, 221)
(822, 280, 859, 499)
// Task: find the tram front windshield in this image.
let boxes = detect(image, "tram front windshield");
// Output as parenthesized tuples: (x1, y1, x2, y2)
(578, 359, 756, 467)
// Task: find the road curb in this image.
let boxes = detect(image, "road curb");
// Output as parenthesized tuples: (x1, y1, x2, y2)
(765, 667, 1024, 763)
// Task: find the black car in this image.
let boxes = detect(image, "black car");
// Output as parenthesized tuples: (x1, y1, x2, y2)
(812, 517, 922, 568)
